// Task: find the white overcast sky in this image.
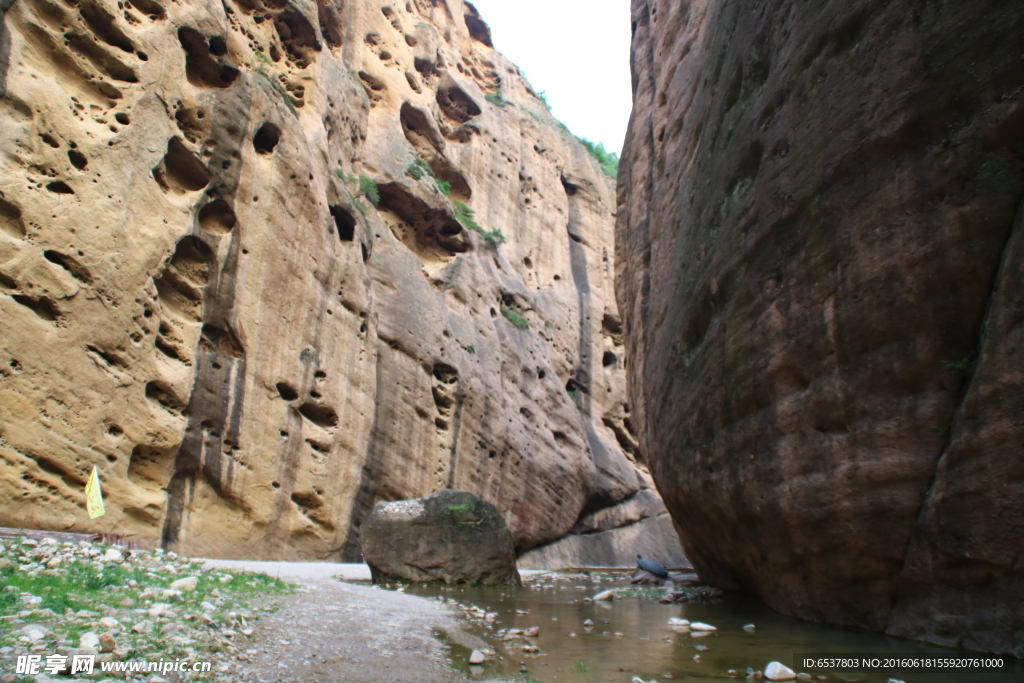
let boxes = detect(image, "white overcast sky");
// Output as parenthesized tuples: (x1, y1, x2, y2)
(466, 0, 633, 155)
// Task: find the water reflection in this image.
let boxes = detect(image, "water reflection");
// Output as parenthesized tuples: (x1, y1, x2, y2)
(405, 573, 1022, 683)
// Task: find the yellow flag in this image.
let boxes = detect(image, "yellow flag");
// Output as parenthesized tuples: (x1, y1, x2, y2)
(85, 466, 105, 519)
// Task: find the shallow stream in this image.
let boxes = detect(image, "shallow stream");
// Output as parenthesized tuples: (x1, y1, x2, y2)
(404, 572, 1022, 683)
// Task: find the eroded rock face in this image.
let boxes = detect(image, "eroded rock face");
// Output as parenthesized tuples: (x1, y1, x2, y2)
(616, 0, 1024, 655)
(362, 490, 519, 585)
(0, 0, 666, 561)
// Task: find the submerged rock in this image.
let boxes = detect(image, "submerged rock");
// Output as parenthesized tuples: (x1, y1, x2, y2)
(361, 490, 520, 585)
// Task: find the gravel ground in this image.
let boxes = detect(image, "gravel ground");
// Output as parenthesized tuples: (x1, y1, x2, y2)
(238, 577, 489, 683)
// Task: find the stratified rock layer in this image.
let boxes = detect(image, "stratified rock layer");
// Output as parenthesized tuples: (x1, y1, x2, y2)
(617, 0, 1023, 655)
(362, 490, 519, 585)
(0, 0, 671, 562)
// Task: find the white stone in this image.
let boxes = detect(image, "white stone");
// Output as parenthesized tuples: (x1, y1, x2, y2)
(148, 603, 171, 617)
(25, 628, 45, 642)
(667, 618, 690, 627)
(102, 548, 124, 563)
(592, 589, 616, 601)
(79, 632, 100, 650)
(169, 576, 199, 592)
(469, 650, 485, 664)
(200, 601, 217, 612)
(131, 621, 153, 634)
(743, 623, 756, 632)
(99, 617, 120, 629)
(690, 622, 717, 631)
(765, 661, 797, 680)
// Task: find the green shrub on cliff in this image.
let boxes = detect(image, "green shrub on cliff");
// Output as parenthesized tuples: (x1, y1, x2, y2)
(452, 200, 506, 247)
(577, 137, 619, 180)
(359, 174, 379, 206)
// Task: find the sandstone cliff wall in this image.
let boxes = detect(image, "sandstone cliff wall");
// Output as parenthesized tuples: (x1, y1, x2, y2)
(0, 0, 672, 562)
(617, 0, 1023, 655)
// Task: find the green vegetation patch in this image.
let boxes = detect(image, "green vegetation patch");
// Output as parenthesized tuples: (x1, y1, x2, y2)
(452, 200, 506, 247)
(406, 157, 436, 182)
(359, 174, 380, 206)
(485, 88, 511, 107)
(577, 137, 619, 180)
(500, 306, 528, 330)
(0, 538, 292, 682)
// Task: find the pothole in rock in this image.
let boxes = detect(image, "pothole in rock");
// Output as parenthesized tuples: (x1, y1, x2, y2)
(376, 182, 470, 285)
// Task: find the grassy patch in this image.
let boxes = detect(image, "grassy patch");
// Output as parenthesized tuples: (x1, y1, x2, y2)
(500, 306, 528, 330)
(577, 137, 619, 180)
(485, 88, 511, 107)
(359, 174, 380, 206)
(452, 200, 505, 247)
(573, 660, 592, 673)
(406, 157, 436, 182)
(0, 538, 292, 681)
(437, 180, 452, 197)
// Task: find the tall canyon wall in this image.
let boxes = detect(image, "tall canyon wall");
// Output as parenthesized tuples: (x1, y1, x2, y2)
(0, 0, 676, 563)
(617, 0, 1024, 655)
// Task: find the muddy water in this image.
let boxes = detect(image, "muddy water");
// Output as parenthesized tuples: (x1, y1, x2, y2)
(406, 573, 1023, 683)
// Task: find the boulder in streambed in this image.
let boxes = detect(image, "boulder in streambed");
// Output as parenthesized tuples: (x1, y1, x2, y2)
(361, 490, 520, 585)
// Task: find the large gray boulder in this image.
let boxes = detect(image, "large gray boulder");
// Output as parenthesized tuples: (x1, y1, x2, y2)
(361, 490, 520, 585)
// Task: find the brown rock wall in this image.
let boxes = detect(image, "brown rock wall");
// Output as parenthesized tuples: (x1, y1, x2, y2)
(617, 0, 1024, 654)
(0, 0, 658, 560)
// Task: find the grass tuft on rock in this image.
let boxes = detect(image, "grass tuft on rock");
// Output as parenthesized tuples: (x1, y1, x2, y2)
(452, 200, 506, 247)
(500, 306, 528, 330)
(484, 88, 511, 107)
(359, 174, 380, 206)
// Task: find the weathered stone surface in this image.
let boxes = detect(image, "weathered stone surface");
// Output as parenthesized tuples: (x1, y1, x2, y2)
(517, 514, 689, 570)
(0, 0, 656, 560)
(361, 490, 519, 585)
(571, 488, 665, 535)
(617, 0, 1024, 654)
